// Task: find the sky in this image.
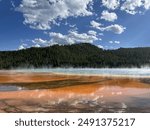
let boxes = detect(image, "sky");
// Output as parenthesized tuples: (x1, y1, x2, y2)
(0, 0, 150, 51)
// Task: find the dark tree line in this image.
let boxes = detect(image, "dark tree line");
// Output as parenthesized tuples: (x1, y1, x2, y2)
(0, 43, 150, 69)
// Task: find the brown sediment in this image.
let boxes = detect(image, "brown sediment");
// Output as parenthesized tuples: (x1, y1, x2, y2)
(0, 72, 149, 98)
(0, 72, 150, 113)
(0, 72, 72, 83)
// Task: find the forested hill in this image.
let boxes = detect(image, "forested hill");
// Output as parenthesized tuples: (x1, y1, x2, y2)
(0, 43, 150, 69)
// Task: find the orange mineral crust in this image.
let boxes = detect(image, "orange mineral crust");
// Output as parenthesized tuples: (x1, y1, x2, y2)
(0, 72, 150, 113)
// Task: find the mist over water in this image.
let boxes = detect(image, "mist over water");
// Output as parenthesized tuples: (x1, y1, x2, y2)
(11, 68, 150, 77)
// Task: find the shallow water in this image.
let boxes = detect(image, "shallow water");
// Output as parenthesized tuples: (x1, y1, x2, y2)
(0, 84, 150, 113)
(0, 71, 150, 113)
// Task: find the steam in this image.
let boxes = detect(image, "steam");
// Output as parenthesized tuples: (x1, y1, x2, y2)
(3, 67, 150, 78)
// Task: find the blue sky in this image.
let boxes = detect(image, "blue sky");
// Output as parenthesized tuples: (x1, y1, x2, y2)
(0, 0, 150, 50)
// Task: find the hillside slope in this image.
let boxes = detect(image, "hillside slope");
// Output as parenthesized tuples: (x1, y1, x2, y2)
(0, 43, 150, 69)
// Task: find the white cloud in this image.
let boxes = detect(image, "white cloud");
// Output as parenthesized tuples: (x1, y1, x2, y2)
(18, 43, 28, 50)
(90, 20, 125, 34)
(11, 1, 15, 8)
(22, 30, 100, 48)
(32, 38, 58, 46)
(121, 0, 143, 15)
(102, 0, 120, 10)
(16, 0, 93, 30)
(115, 41, 120, 44)
(144, 0, 150, 10)
(88, 30, 102, 40)
(49, 30, 99, 44)
(88, 30, 97, 36)
(109, 40, 120, 44)
(101, 0, 150, 15)
(101, 10, 117, 22)
(33, 44, 41, 48)
(99, 33, 104, 36)
(97, 44, 104, 49)
(90, 20, 102, 30)
(32, 38, 49, 45)
(69, 24, 76, 28)
(121, 0, 150, 15)
(109, 41, 113, 44)
(104, 24, 126, 34)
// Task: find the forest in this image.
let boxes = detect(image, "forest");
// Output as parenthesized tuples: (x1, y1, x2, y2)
(0, 43, 150, 69)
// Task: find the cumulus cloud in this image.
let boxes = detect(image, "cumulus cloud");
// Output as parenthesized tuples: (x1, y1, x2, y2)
(121, 0, 143, 14)
(16, 0, 93, 30)
(32, 38, 58, 47)
(102, 0, 120, 10)
(90, 20, 125, 34)
(88, 30, 102, 41)
(101, 10, 117, 22)
(144, 0, 150, 10)
(121, 0, 150, 15)
(20, 30, 101, 49)
(104, 24, 126, 34)
(49, 30, 99, 44)
(101, 0, 150, 15)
